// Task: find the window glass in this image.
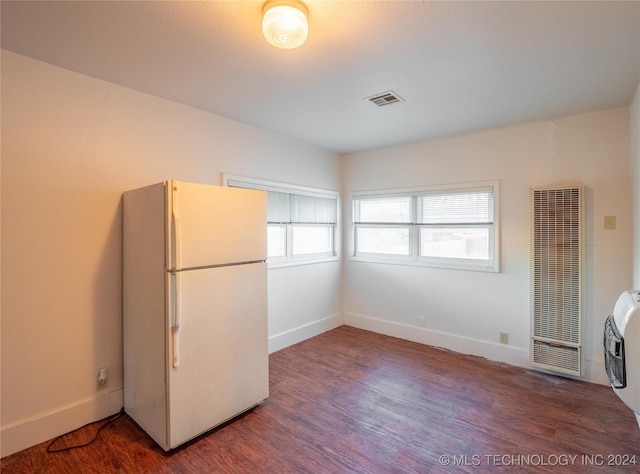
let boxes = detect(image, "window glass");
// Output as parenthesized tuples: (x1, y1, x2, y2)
(267, 225, 286, 259)
(352, 182, 498, 271)
(292, 225, 333, 256)
(420, 227, 490, 260)
(356, 226, 410, 256)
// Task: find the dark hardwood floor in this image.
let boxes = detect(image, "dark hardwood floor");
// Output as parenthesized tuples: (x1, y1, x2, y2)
(2, 326, 639, 473)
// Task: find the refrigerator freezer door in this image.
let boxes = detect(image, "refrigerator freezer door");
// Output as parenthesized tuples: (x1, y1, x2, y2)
(167, 262, 268, 449)
(169, 181, 267, 270)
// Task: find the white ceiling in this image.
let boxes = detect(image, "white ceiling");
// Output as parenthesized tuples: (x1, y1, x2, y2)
(2, 1, 639, 154)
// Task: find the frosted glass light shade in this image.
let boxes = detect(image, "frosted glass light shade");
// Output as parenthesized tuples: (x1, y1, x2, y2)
(262, 1, 308, 49)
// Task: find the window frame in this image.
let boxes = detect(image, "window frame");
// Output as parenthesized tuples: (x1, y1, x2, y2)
(223, 174, 340, 268)
(350, 181, 499, 272)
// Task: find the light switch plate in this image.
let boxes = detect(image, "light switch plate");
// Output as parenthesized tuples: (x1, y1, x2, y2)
(604, 216, 616, 230)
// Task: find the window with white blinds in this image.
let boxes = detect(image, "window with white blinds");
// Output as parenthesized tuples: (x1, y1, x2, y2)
(224, 175, 339, 265)
(352, 182, 499, 271)
(417, 189, 493, 224)
(355, 196, 412, 224)
(265, 191, 337, 224)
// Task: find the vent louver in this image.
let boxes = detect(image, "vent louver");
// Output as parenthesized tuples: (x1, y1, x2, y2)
(531, 185, 584, 376)
(365, 90, 404, 107)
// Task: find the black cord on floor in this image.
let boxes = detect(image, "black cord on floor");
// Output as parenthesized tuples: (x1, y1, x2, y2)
(46, 408, 124, 453)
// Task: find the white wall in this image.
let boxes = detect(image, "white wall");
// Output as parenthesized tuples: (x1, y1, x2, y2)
(342, 108, 633, 384)
(631, 82, 640, 288)
(2, 47, 636, 458)
(0, 51, 342, 456)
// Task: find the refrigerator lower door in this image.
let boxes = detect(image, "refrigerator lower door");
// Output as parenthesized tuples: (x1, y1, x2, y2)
(167, 262, 268, 449)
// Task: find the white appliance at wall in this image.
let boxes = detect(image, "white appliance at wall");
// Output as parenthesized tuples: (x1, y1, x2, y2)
(604, 290, 640, 429)
(530, 185, 584, 376)
(123, 180, 268, 451)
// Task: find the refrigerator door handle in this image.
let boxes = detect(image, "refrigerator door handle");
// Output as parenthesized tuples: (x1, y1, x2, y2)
(168, 271, 181, 368)
(170, 182, 182, 271)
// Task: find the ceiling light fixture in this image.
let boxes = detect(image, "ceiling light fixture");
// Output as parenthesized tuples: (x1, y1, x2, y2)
(262, 0, 308, 49)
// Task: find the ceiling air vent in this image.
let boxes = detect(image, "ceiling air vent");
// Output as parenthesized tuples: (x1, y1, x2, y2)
(365, 90, 404, 107)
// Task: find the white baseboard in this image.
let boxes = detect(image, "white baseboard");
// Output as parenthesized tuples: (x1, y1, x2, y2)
(3, 315, 609, 458)
(344, 312, 531, 368)
(269, 312, 344, 354)
(1, 388, 123, 458)
(343, 312, 613, 386)
(3, 313, 343, 457)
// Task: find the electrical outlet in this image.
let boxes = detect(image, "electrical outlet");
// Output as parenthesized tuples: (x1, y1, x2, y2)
(419, 316, 426, 328)
(97, 367, 108, 390)
(499, 332, 509, 345)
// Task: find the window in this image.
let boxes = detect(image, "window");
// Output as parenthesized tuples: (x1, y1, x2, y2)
(224, 175, 339, 266)
(352, 181, 498, 271)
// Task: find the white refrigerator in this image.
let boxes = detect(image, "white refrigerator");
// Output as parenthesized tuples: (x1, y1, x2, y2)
(123, 180, 268, 451)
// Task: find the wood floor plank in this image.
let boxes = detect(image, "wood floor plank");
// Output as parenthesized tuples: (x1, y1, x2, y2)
(2, 326, 639, 473)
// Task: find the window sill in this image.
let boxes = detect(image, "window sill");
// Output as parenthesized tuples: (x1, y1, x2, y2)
(349, 255, 499, 273)
(268, 256, 340, 270)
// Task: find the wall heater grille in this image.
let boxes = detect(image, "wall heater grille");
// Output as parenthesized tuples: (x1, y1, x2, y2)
(531, 185, 584, 376)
